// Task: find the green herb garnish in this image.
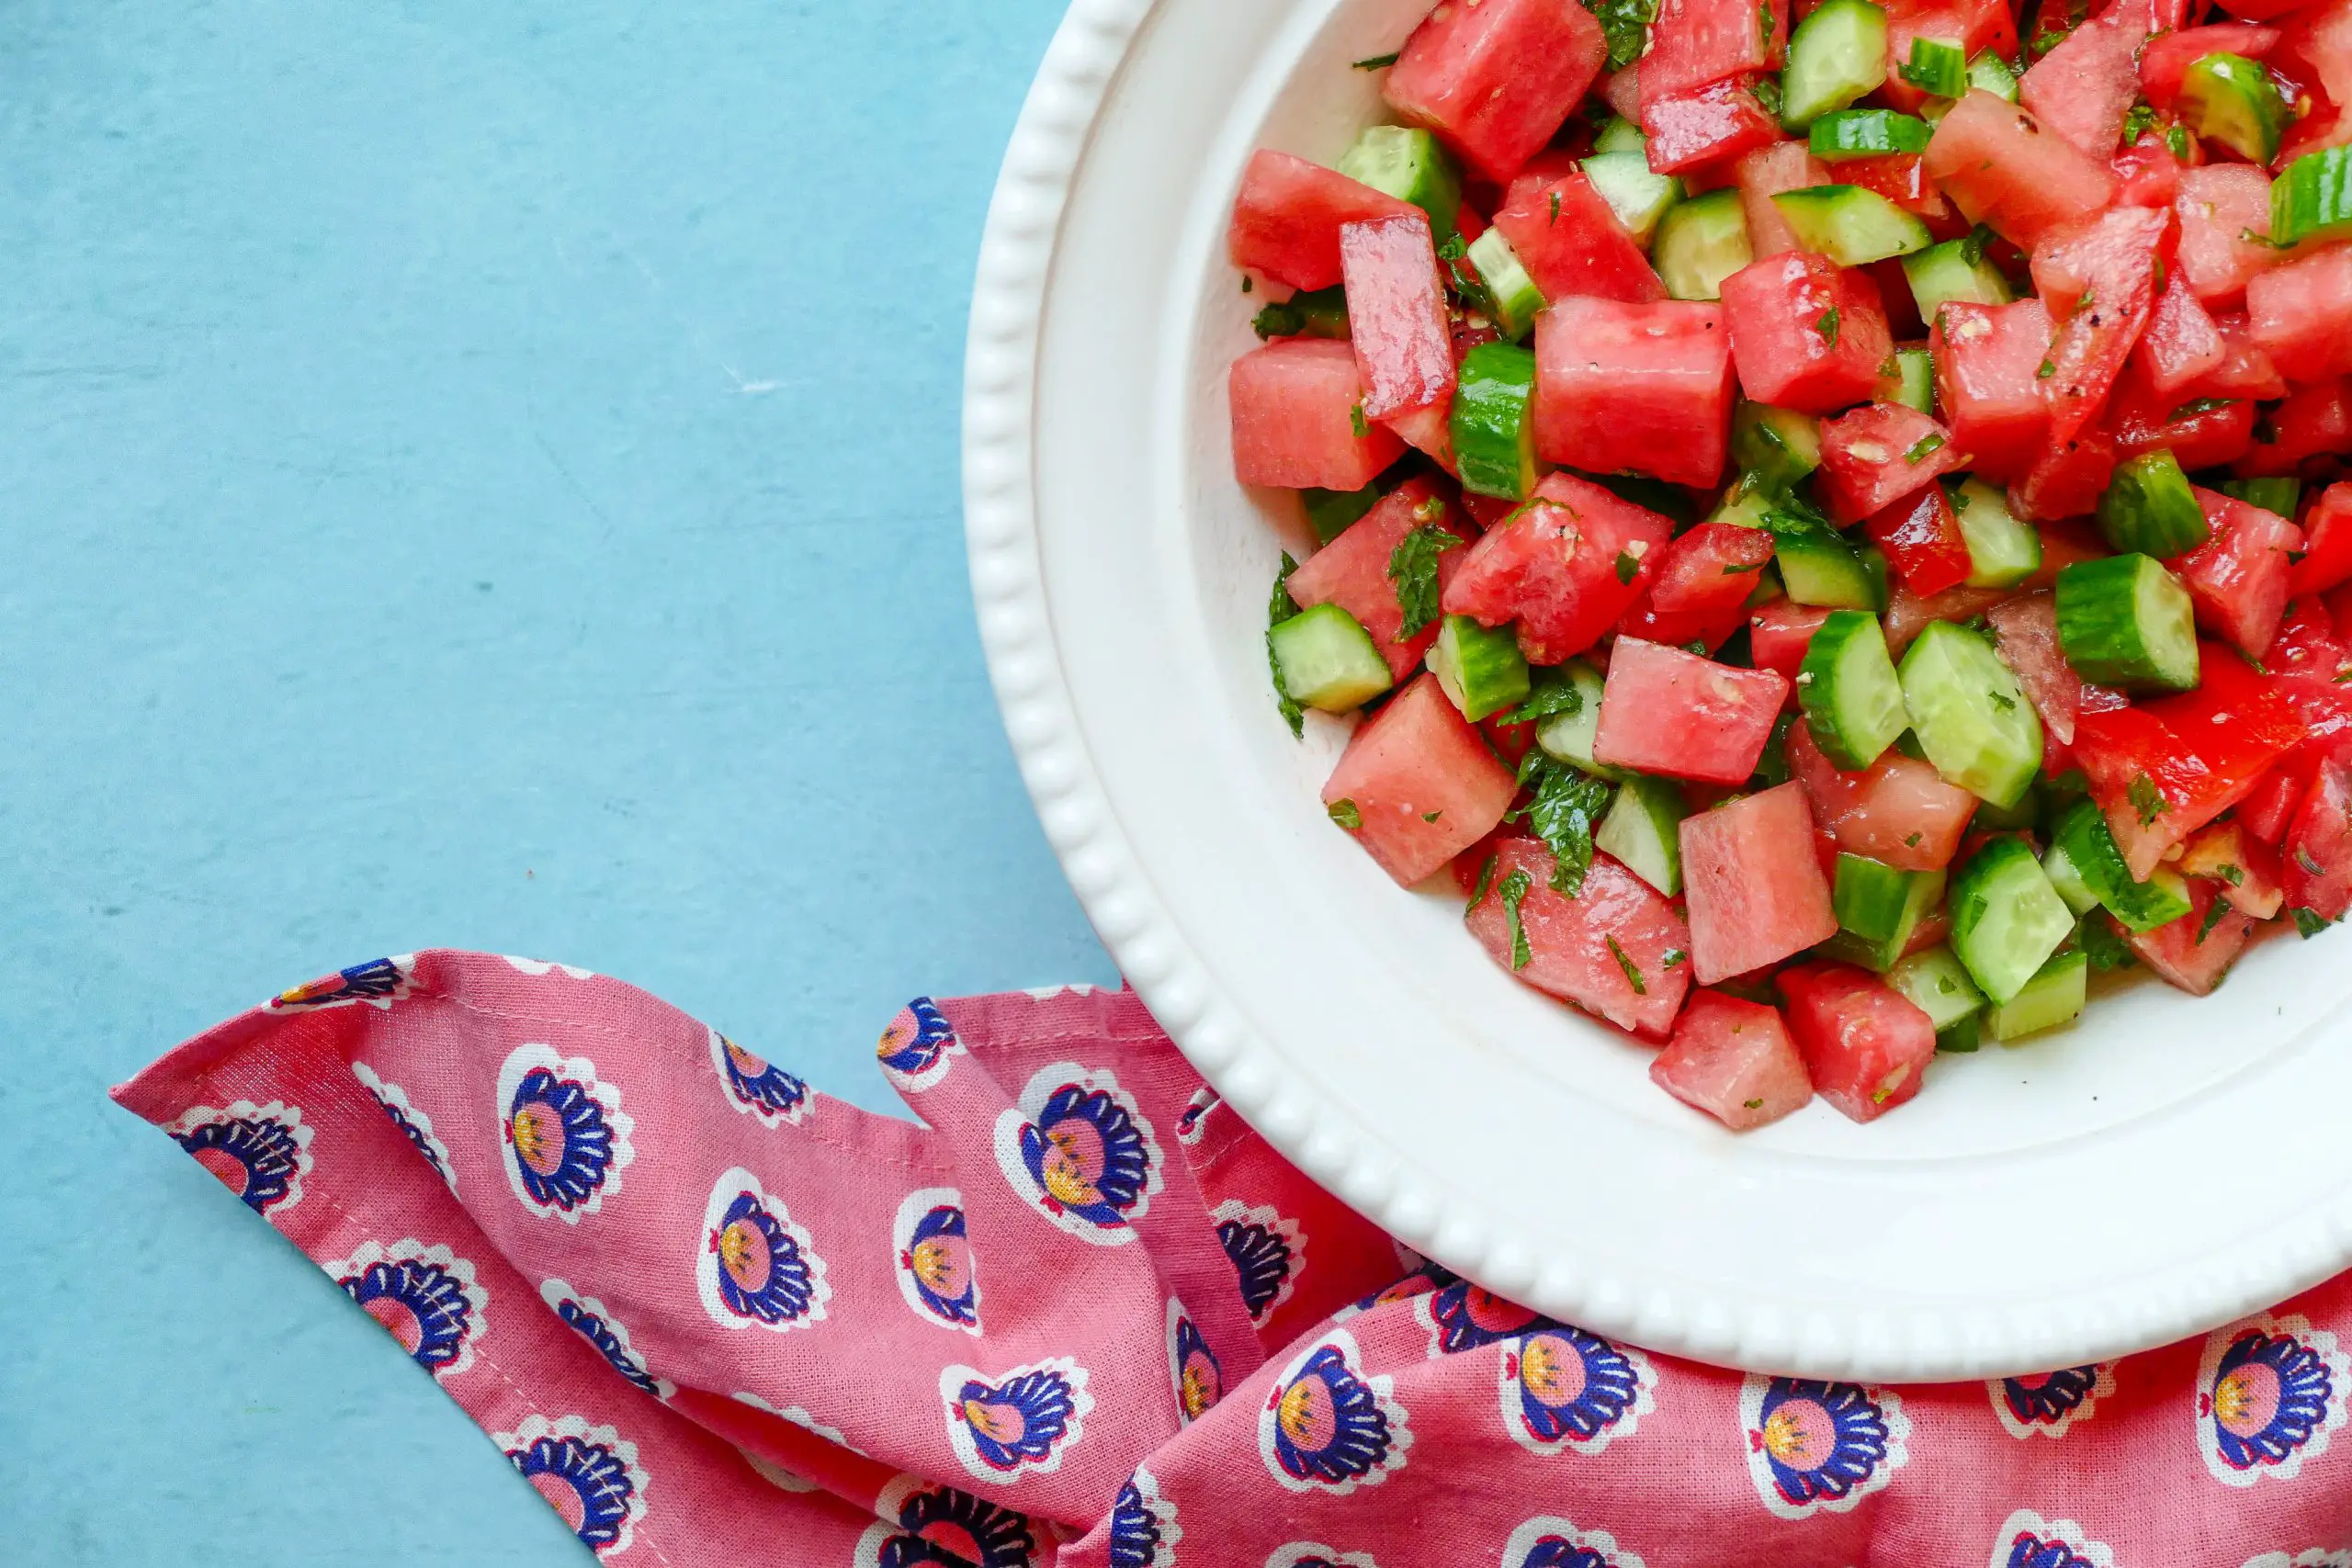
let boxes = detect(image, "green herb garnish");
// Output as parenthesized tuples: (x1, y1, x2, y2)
(2128, 773, 2167, 826)
(1607, 934, 1648, 995)
(1328, 797, 1362, 829)
(1387, 525, 1463, 639)
(1501, 868, 1535, 970)
(1269, 554, 1305, 738)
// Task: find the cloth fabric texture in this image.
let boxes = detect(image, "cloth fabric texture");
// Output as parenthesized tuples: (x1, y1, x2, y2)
(114, 949, 2352, 1566)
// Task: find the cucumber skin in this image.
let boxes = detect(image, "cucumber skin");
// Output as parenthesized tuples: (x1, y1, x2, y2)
(1951, 479, 2041, 588)
(2275, 146, 2352, 246)
(1897, 621, 2044, 809)
(2178, 52, 2284, 166)
(1596, 773, 1687, 897)
(1948, 835, 2075, 1004)
(1799, 610, 1907, 769)
(1782, 0, 1892, 130)
(1984, 948, 2088, 1042)
(1465, 229, 1544, 343)
(2052, 555, 2200, 694)
(1770, 185, 1931, 265)
(1451, 341, 1540, 501)
(1430, 614, 1531, 722)
(1338, 126, 1461, 243)
(2049, 799, 2194, 932)
(1889, 944, 1987, 1030)
(2096, 451, 2211, 558)
(1732, 403, 1823, 488)
(1532, 660, 1623, 780)
(1271, 604, 1393, 712)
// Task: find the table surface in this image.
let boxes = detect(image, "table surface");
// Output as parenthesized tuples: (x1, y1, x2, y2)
(0, 3, 1114, 1561)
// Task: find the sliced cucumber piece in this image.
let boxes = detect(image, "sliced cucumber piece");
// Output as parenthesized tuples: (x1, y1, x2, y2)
(1271, 604, 1394, 712)
(2274, 146, 2352, 247)
(1337, 126, 1461, 243)
(2097, 448, 2211, 558)
(1937, 1013, 1984, 1051)
(1302, 481, 1383, 544)
(2177, 52, 2287, 167)
(1731, 403, 1824, 490)
(1898, 620, 2044, 807)
(1712, 478, 1781, 530)
(1596, 773, 1689, 897)
(1950, 478, 2041, 589)
(1653, 188, 1753, 302)
(1889, 944, 1988, 1031)
(1984, 947, 2088, 1042)
(1465, 228, 1544, 342)
(2049, 798, 2195, 932)
(1948, 835, 2075, 1003)
(1903, 235, 2014, 320)
(1897, 36, 1969, 98)
(1531, 659, 1623, 779)
(1583, 151, 1682, 248)
(1768, 508, 1886, 610)
(1809, 107, 1933, 160)
(1800, 609, 1908, 768)
(1883, 345, 1934, 413)
(2053, 554, 2200, 694)
(1430, 613, 1531, 722)
(2040, 838, 2103, 918)
(1593, 116, 1648, 155)
(1770, 184, 1933, 265)
(1781, 0, 1890, 130)
(1452, 341, 1540, 501)
(1254, 284, 1350, 341)
(2220, 476, 2301, 519)
(1967, 51, 2020, 103)
(1827, 853, 1948, 970)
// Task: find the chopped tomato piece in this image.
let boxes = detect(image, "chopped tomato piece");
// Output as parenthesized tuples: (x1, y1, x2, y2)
(1862, 482, 1974, 598)
(2173, 165, 2283, 310)
(1641, 77, 1782, 174)
(1442, 472, 1674, 663)
(2174, 487, 2304, 659)
(1532, 297, 1734, 488)
(2294, 483, 2352, 597)
(1720, 250, 1894, 413)
(2031, 204, 2171, 444)
(1619, 523, 1777, 651)
(2248, 244, 2352, 387)
(1816, 402, 1968, 525)
(1785, 716, 1980, 870)
(2236, 379, 2352, 479)
(1987, 592, 2126, 746)
(2179, 820, 2288, 919)
(1228, 338, 1408, 490)
(2124, 881, 2264, 995)
(1340, 213, 1456, 420)
(1749, 600, 1832, 680)
(2285, 757, 2352, 921)
(1287, 478, 1474, 680)
(1680, 782, 1841, 983)
(1593, 638, 1791, 784)
(1463, 840, 1695, 1037)
(1884, 581, 2018, 654)
(1776, 962, 1939, 1122)
(1932, 299, 2054, 484)
(1384, 0, 1609, 183)
(1734, 140, 1828, 258)
(1322, 674, 1520, 886)
(2010, 427, 2119, 523)
(1649, 991, 1813, 1131)
(1924, 90, 2119, 250)
(1491, 169, 1666, 303)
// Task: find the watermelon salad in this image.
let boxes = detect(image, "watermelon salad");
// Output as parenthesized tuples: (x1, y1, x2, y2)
(1231, 0, 2352, 1131)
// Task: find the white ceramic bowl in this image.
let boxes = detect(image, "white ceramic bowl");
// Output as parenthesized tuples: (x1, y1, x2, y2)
(964, 0, 2352, 1379)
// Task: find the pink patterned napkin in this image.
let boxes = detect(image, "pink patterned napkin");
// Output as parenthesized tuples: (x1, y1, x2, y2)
(115, 950, 2352, 1565)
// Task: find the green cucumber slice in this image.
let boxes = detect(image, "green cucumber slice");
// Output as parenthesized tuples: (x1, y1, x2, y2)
(1936, 1013, 1984, 1051)
(1465, 228, 1544, 342)
(1948, 835, 2075, 1003)
(2219, 476, 2301, 519)
(1430, 613, 1532, 722)
(1596, 773, 1689, 897)
(1800, 609, 1908, 768)
(1950, 478, 2041, 589)
(1809, 107, 1933, 159)
(1731, 403, 1824, 490)
(2273, 146, 2352, 247)
(1712, 479, 1780, 530)
(1897, 620, 2044, 807)
(2052, 554, 2200, 693)
(1770, 184, 1933, 265)
(1883, 345, 1934, 413)
(2177, 52, 2287, 167)
(1451, 341, 1541, 501)
(1782, 0, 1891, 130)
(1967, 51, 2020, 102)
(1593, 116, 1648, 155)
(1531, 659, 1623, 779)
(1270, 604, 1394, 712)
(1653, 188, 1753, 302)
(2040, 839, 2103, 917)
(1888, 943, 1988, 1031)
(1984, 947, 2088, 1042)
(1903, 234, 2014, 320)
(2096, 448, 2211, 557)
(1897, 36, 1969, 98)
(1768, 507, 1885, 610)
(1582, 152, 1682, 248)
(1337, 126, 1461, 243)
(1827, 853, 1948, 970)
(2049, 798, 2195, 932)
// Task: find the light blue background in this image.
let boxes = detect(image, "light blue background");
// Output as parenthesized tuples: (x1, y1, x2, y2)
(0, 3, 1114, 1561)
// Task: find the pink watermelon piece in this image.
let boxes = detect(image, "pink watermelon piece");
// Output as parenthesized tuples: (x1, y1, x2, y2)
(1322, 673, 1518, 886)
(1464, 838, 1694, 1038)
(1679, 782, 1840, 983)
(1229, 338, 1407, 491)
(1777, 961, 1939, 1122)
(1649, 990, 1813, 1130)
(1286, 478, 1474, 681)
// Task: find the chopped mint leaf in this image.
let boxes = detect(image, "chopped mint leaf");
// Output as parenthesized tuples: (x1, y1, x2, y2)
(1607, 934, 1648, 995)
(1904, 433, 1947, 464)
(1961, 223, 1994, 266)
(1662, 948, 1688, 968)
(1512, 757, 1614, 897)
(2297, 846, 2324, 876)
(1743, 1097, 1765, 1111)
(1421, 809, 1442, 823)
(1269, 554, 1305, 738)
(1905, 831, 1923, 847)
(1350, 402, 1370, 438)
(1501, 868, 1534, 970)
(2120, 100, 2161, 147)
(2170, 397, 2236, 420)
(2221, 863, 2245, 886)
(1327, 797, 1362, 830)
(1990, 690, 2017, 711)
(2128, 773, 2167, 826)
(1582, 0, 1659, 72)
(1241, 276, 1252, 294)
(2037, 358, 2056, 379)
(1351, 51, 1401, 69)
(2165, 123, 2189, 159)
(1500, 673, 1583, 727)
(1614, 549, 1639, 584)
(1469, 852, 1499, 909)
(2293, 906, 2335, 939)
(1816, 306, 1839, 347)
(1252, 300, 1305, 339)
(1549, 189, 1562, 225)
(1387, 525, 1463, 640)
(2194, 896, 2229, 945)
(2080, 917, 2135, 971)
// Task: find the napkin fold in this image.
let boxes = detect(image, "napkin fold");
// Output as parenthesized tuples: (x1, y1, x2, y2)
(115, 950, 2352, 1565)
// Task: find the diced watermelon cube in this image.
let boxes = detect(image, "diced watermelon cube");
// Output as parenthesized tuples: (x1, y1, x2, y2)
(1464, 838, 1695, 1037)
(2132, 269, 2229, 400)
(2123, 881, 2264, 995)
(1883, 581, 2018, 655)
(1785, 716, 1979, 870)
(1748, 600, 1831, 681)
(1286, 478, 1473, 680)
(2174, 487, 2304, 659)
(2109, 131, 2184, 211)
(1227, 149, 1420, 291)
(2284, 756, 2352, 921)
(1923, 90, 2118, 250)
(1775, 961, 1939, 1122)
(1491, 171, 1666, 304)
(1321, 673, 1519, 886)
(2235, 378, 2352, 478)
(1229, 338, 1407, 491)
(2109, 372, 2259, 473)
(1930, 299, 2053, 484)
(1641, 78, 1782, 175)
(1735, 140, 1830, 258)
(1643, 0, 1787, 100)
(2282, 0, 2352, 113)
(1340, 213, 1456, 421)
(1649, 990, 1813, 1131)
(1986, 592, 2126, 746)
(1384, 0, 1608, 183)
(2189, 310, 2290, 401)
(2293, 482, 2352, 597)
(1679, 781, 1841, 983)
(1618, 523, 1778, 651)
(2031, 203, 2170, 444)
(2009, 427, 2118, 524)
(2018, 13, 2143, 162)
(2247, 243, 2352, 387)
(1532, 296, 1735, 488)
(2173, 164, 2283, 309)
(1592, 638, 1790, 784)
(1442, 472, 1675, 663)
(1815, 401, 1967, 525)
(1720, 251, 1893, 414)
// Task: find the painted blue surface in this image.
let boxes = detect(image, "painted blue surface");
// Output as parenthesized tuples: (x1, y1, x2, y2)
(0, 3, 1110, 1561)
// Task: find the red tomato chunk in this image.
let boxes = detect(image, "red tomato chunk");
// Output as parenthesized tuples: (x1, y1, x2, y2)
(1532, 296, 1734, 488)
(1649, 990, 1813, 1131)
(1679, 782, 1841, 984)
(1322, 674, 1519, 886)
(1620, 523, 1778, 651)
(1817, 401, 1967, 526)
(1464, 839, 1694, 1037)
(2174, 487, 2303, 660)
(2248, 244, 2352, 388)
(1931, 299, 2052, 484)
(1777, 962, 1939, 1122)
(1229, 338, 1406, 491)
